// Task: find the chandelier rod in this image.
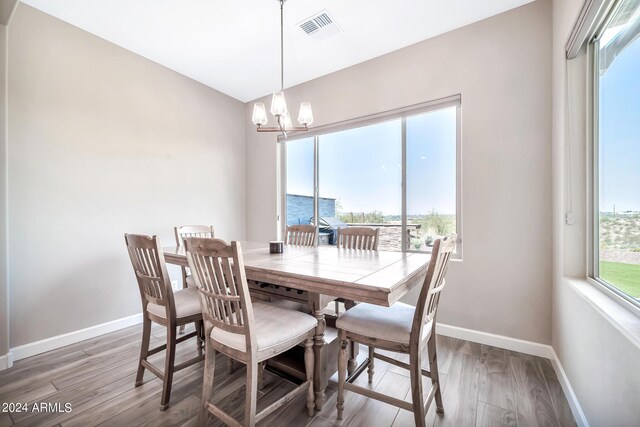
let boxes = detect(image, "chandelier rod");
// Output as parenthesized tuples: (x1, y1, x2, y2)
(280, 0, 284, 92)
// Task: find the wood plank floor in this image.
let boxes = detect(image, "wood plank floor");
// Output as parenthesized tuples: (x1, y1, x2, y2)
(0, 324, 576, 426)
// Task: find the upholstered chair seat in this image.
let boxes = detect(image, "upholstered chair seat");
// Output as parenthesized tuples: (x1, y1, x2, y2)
(336, 302, 432, 346)
(147, 287, 201, 320)
(210, 302, 317, 361)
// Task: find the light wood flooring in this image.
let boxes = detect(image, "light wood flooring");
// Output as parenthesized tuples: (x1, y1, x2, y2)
(0, 323, 576, 426)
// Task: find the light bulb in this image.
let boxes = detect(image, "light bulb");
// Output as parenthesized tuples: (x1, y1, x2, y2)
(270, 91, 288, 117)
(283, 111, 293, 129)
(252, 102, 268, 126)
(297, 102, 313, 126)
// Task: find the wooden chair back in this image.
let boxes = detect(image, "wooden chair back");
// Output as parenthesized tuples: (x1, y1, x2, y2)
(184, 238, 255, 353)
(286, 224, 317, 246)
(336, 226, 380, 250)
(125, 233, 176, 318)
(174, 225, 215, 246)
(411, 234, 457, 346)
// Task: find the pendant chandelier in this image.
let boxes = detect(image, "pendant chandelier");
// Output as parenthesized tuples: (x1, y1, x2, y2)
(251, 0, 313, 138)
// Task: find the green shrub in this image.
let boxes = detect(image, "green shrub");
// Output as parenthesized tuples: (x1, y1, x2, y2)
(411, 238, 423, 250)
(424, 235, 434, 247)
(426, 210, 454, 235)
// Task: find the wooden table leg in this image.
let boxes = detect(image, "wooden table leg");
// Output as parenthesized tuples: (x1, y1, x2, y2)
(311, 294, 327, 411)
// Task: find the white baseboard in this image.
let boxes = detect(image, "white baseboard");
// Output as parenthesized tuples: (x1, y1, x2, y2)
(548, 348, 590, 427)
(436, 323, 555, 358)
(0, 351, 13, 371)
(436, 323, 588, 427)
(10, 313, 143, 362)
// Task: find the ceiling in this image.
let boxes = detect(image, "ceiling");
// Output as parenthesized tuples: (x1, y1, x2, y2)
(22, 0, 533, 102)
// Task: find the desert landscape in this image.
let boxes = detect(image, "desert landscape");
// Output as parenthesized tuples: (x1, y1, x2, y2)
(599, 212, 640, 298)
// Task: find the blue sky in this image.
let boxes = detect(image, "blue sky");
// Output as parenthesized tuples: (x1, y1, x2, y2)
(286, 107, 456, 216)
(599, 37, 640, 212)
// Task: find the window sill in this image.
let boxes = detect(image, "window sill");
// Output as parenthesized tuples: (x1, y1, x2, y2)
(564, 278, 640, 350)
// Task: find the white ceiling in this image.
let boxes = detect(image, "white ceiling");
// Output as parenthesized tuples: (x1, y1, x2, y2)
(22, 0, 533, 102)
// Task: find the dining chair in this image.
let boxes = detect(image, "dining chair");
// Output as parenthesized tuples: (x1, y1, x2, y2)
(124, 233, 205, 411)
(174, 225, 215, 288)
(185, 237, 318, 427)
(286, 224, 317, 246)
(334, 226, 381, 372)
(335, 234, 457, 427)
(335, 226, 380, 250)
(273, 223, 317, 312)
(175, 225, 239, 372)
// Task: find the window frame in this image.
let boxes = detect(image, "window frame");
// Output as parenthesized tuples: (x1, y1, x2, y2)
(588, 0, 640, 311)
(278, 95, 462, 257)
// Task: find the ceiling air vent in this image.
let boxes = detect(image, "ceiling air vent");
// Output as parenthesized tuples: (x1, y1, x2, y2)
(298, 11, 342, 41)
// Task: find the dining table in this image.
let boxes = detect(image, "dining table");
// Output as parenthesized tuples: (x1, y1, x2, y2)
(163, 241, 431, 410)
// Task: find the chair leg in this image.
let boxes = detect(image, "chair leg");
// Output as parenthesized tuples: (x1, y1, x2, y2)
(179, 269, 189, 335)
(227, 357, 234, 374)
(195, 321, 203, 356)
(304, 337, 315, 417)
(257, 362, 266, 391)
(347, 342, 357, 376)
(198, 341, 216, 427)
(135, 317, 152, 387)
(336, 330, 348, 420)
(245, 361, 258, 427)
(160, 325, 177, 411)
(368, 346, 375, 384)
(410, 348, 426, 427)
(344, 300, 357, 376)
(428, 335, 444, 414)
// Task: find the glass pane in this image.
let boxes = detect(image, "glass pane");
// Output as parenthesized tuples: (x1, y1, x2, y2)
(597, 0, 640, 300)
(406, 107, 457, 252)
(318, 120, 402, 249)
(285, 137, 315, 228)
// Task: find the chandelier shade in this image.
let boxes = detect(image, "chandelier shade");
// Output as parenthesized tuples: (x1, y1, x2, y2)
(252, 103, 268, 126)
(270, 91, 288, 117)
(297, 102, 314, 126)
(283, 111, 293, 129)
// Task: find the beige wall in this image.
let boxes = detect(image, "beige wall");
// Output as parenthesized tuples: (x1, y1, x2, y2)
(246, 0, 553, 344)
(7, 4, 246, 347)
(0, 0, 18, 26)
(0, 23, 7, 357)
(551, 0, 640, 425)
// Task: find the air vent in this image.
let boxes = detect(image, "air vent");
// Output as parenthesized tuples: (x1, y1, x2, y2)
(298, 11, 342, 41)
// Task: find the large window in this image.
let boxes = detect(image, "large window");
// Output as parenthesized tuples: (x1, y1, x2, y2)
(282, 97, 460, 253)
(592, 0, 640, 304)
(319, 120, 403, 250)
